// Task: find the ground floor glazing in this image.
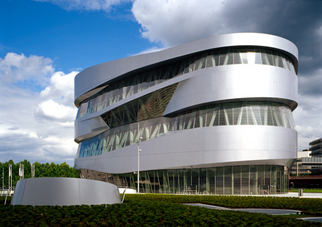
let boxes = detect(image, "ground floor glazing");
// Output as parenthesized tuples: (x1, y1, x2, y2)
(79, 164, 289, 195)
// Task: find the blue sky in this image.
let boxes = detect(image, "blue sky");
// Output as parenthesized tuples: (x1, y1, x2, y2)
(1, 0, 152, 76)
(1, 0, 322, 166)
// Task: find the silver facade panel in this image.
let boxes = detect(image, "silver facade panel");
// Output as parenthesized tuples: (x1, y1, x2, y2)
(74, 116, 108, 142)
(74, 33, 298, 105)
(164, 65, 298, 115)
(75, 126, 297, 174)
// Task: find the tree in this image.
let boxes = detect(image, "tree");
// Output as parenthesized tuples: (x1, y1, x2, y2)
(0, 160, 80, 187)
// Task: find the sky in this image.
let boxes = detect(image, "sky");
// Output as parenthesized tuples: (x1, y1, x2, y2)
(0, 0, 321, 167)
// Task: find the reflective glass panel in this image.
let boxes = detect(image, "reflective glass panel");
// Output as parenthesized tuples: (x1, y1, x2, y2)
(76, 47, 297, 119)
(77, 101, 295, 158)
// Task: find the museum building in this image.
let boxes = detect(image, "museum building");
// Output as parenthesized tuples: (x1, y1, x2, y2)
(74, 33, 298, 195)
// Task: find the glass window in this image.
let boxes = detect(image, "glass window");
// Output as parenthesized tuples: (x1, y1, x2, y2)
(254, 51, 262, 64)
(271, 165, 277, 194)
(233, 49, 242, 64)
(77, 47, 296, 119)
(247, 52, 256, 64)
(261, 52, 270, 65)
(200, 168, 207, 193)
(241, 166, 249, 195)
(207, 168, 215, 194)
(216, 167, 223, 195)
(224, 166, 232, 195)
(227, 51, 234, 65)
(205, 55, 214, 68)
(212, 52, 219, 66)
(239, 51, 248, 64)
(77, 101, 295, 158)
(266, 51, 274, 66)
(274, 55, 283, 68)
(233, 166, 241, 195)
(250, 165, 258, 195)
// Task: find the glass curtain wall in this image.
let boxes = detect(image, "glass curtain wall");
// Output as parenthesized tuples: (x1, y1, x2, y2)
(81, 165, 288, 195)
(77, 101, 295, 158)
(77, 48, 296, 119)
(101, 84, 177, 128)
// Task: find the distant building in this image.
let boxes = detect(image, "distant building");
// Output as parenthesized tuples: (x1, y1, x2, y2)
(309, 138, 322, 174)
(290, 150, 312, 176)
(310, 138, 322, 157)
(289, 138, 322, 188)
(74, 33, 298, 195)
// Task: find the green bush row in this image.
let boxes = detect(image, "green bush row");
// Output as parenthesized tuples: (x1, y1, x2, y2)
(125, 194, 322, 216)
(0, 196, 11, 205)
(289, 189, 322, 193)
(0, 199, 320, 227)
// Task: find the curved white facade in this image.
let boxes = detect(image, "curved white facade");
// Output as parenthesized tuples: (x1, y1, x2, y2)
(74, 33, 298, 195)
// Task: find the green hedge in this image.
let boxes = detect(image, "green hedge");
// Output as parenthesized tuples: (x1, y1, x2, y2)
(126, 194, 322, 216)
(1, 194, 322, 226)
(0, 200, 320, 226)
(0, 196, 11, 205)
(290, 189, 322, 193)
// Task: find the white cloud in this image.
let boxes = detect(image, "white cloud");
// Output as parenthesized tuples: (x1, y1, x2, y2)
(294, 92, 322, 151)
(299, 70, 322, 96)
(40, 71, 77, 106)
(0, 52, 54, 86)
(35, 0, 131, 11)
(37, 99, 76, 121)
(132, 0, 260, 47)
(0, 53, 78, 165)
(294, 69, 322, 150)
(317, 25, 322, 37)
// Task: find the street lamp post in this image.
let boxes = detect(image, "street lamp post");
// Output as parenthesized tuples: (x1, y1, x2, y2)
(137, 122, 143, 193)
(137, 135, 143, 193)
(1, 168, 3, 197)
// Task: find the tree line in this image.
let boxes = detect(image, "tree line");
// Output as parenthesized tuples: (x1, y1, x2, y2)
(0, 160, 79, 188)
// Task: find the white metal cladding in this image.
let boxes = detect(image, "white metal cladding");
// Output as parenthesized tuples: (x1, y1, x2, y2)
(74, 126, 297, 174)
(74, 33, 298, 106)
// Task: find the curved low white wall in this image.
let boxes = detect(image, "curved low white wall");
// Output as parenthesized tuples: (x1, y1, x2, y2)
(11, 178, 121, 206)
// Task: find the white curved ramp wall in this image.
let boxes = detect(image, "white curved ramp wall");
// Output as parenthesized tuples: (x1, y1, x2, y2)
(11, 178, 121, 206)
